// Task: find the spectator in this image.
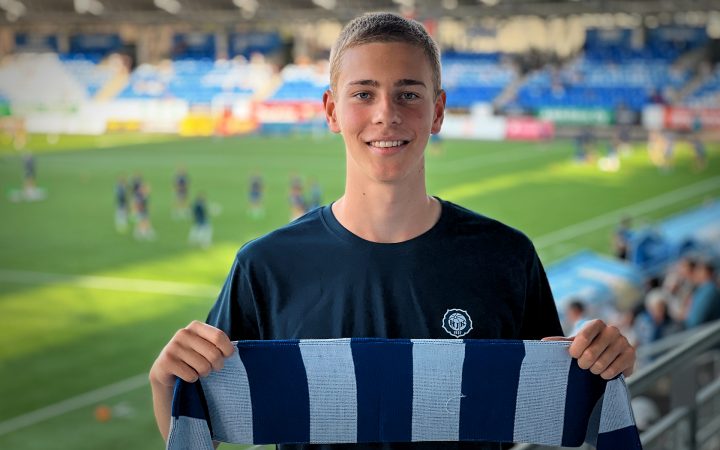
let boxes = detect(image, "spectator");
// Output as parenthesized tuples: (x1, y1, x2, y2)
(634, 289, 681, 345)
(565, 299, 589, 336)
(663, 255, 697, 322)
(685, 258, 720, 328)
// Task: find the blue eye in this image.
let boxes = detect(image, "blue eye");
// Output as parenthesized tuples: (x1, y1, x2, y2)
(354, 92, 370, 100)
(401, 92, 419, 100)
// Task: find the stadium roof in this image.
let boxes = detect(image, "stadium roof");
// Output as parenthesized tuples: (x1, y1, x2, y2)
(3, 0, 719, 26)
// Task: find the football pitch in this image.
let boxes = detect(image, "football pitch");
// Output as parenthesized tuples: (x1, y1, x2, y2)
(0, 132, 719, 449)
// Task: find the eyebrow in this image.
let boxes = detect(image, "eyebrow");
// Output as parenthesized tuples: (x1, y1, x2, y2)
(347, 79, 427, 89)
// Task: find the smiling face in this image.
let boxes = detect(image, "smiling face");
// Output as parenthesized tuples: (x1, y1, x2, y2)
(323, 42, 445, 185)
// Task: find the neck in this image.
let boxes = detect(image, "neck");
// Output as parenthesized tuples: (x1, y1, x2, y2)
(332, 172, 440, 244)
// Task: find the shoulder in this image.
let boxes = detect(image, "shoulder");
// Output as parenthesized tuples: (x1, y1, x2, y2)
(236, 207, 327, 264)
(438, 198, 536, 254)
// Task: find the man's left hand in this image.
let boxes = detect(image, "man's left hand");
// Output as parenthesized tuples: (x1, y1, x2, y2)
(543, 319, 636, 380)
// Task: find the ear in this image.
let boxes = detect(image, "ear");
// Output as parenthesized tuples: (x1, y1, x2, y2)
(323, 89, 341, 133)
(430, 89, 446, 135)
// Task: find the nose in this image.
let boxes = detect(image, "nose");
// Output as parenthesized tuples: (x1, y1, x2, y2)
(372, 94, 401, 126)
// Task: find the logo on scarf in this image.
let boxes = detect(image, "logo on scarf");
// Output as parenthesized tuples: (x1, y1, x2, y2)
(442, 309, 473, 338)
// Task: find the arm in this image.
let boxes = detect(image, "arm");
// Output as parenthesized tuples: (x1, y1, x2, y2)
(149, 320, 234, 441)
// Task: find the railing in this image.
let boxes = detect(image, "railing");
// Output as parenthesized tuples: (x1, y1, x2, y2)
(513, 319, 720, 450)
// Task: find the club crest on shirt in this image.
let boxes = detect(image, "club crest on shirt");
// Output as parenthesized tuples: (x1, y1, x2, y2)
(442, 309, 473, 338)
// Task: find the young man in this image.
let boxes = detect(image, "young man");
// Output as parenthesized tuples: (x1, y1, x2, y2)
(150, 13, 636, 449)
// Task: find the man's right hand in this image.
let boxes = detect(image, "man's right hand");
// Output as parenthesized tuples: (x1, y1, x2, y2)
(150, 320, 235, 388)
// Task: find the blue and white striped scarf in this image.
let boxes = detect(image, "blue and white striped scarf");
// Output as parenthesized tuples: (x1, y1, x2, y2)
(167, 339, 642, 450)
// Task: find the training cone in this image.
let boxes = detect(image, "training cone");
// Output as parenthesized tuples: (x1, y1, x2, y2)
(94, 405, 112, 422)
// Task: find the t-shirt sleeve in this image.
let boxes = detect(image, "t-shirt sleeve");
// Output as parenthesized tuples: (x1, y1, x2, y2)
(519, 244, 564, 339)
(206, 254, 262, 341)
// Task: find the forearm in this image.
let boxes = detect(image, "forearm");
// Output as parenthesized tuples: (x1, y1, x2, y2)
(151, 377, 174, 442)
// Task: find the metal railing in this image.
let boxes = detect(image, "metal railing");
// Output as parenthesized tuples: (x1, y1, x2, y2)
(513, 319, 720, 450)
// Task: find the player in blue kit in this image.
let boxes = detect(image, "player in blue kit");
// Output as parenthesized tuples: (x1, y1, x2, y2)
(150, 13, 637, 449)
(188, 192, 212, 249)
(115, 176, 129, 233)
(173, 167, 190, 219)
(248, 173, 265, 219)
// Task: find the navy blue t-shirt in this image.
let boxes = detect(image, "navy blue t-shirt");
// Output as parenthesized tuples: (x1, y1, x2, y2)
(207, 198, 563, 449)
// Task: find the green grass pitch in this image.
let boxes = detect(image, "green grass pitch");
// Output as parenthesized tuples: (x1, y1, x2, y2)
(0, 132, 718, 449)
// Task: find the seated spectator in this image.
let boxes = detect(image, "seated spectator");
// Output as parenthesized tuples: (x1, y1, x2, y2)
(634, 289, 682, 346)
(663, 254, 697, 321)
(684, 258, 720, 328)
(565, 299, 589, 336)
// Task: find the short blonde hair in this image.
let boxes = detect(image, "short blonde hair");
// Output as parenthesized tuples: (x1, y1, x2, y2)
(329, 12, 442, 97)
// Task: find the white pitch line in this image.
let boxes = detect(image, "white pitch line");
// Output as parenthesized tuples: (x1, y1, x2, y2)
(534, 175, 720, 250)
(0, 373, 148, 436)
(0, 270, 218, 298)
(1, 175, 719, 435)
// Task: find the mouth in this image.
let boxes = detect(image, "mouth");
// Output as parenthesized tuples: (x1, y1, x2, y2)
(366, 139, 411, 154)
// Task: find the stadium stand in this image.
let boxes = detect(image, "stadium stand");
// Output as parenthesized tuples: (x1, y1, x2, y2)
(547, 250, 645, 331)
(626, 201, 720, 276)
(514, 57, 690, 112)
(510, 26, 710, 114)
(441, 52, 517, 109)
(267, 63, 328, 101)
(118, 58, 272, 104)
(0, 53, 87, 106)
(59, 55, 115, 98)
(686, 64, 720, 107)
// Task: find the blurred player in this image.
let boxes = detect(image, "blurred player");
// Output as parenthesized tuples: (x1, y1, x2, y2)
(130, 172, 144, 220)
(173, 167, 190, 219)
(598, 137, 620, 172)
(19, 152, 45, 201)
(308, 178, 323, 211)
(133, 182, 155, 241)
(616, 125, 632, 156)
(613, 216, 632, 260)
(660, 130, 675, 172)
(189, 193, 212, 249)
(22, 152, 36, 192)
(248, 173, 264, 219)
(574, 127, 593, 163)
(289, 175, 306, 220)
(115, 176, 129, 233)
(690, 113, 707, 171)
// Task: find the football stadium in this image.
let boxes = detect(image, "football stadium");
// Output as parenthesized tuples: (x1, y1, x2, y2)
(0, 1, 719, 449)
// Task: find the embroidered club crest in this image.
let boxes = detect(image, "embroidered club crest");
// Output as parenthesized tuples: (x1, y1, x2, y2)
(442, 309, 473, 338)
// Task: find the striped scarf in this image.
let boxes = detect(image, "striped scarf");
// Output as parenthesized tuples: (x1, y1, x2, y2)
(167, 339, 642, 450)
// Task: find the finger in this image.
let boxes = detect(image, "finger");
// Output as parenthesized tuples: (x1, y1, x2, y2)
(184, 333, 226, 372)
(576, 325, 621, 370)
(589, 337, 626, 376)
(173, 344, 213, 378)
(187, 321, 235, 357)
(171, 358, 201, 383)
(600, 347, 636, 380)
(568, 320, 605, 359)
